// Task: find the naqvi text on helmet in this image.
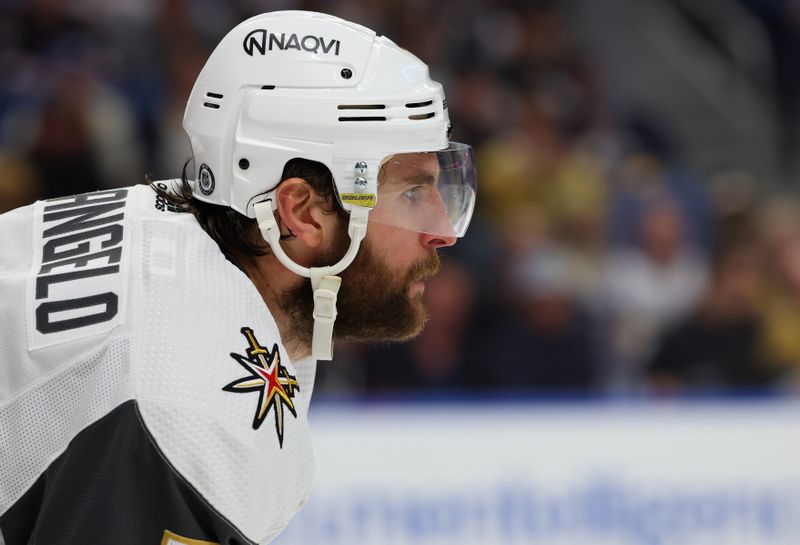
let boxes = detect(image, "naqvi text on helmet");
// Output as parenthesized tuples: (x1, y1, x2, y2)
(243, 29, 341, 57)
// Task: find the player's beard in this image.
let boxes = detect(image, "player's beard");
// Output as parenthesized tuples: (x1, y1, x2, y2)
(277, 227, 439, 346)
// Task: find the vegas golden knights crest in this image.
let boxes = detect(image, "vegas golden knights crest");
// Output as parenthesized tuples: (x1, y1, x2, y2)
(223, 327, 299, 447)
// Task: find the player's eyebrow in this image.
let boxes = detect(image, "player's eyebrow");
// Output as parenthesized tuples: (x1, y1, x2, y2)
(378, 163, 437, 187)
(402, 172, 437, 186)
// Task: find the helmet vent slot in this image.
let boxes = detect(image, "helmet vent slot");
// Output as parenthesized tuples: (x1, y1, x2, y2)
(338, 116, 387, 122)
(261, 85, 275, 90)
(409, 112, 435, 120)
(406, 100, 433, 108)
(337, 104, 386, 110)
(204, 91, 223, 110)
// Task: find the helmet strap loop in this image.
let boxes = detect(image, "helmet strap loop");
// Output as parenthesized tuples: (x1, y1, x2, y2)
(253, 197, 369, 361)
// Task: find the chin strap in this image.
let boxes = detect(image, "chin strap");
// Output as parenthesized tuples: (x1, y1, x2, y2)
(253, 196, 369, 361)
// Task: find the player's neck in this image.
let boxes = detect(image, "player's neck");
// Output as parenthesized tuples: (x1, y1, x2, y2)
(234, 252, 312, 362)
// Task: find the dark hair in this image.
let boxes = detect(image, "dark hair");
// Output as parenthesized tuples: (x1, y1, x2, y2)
(148, 158, 347, 256)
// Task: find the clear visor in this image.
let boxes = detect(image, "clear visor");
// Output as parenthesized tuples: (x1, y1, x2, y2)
(369, 142, 477, 238)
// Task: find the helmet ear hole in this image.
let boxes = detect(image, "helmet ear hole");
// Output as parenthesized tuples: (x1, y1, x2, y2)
(239, 158, 250, 170)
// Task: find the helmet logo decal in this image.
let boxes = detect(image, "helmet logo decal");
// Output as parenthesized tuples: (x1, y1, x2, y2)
(243, 29, 341, 57)
(341, 193, 376, 208)
(198, 164, 215, 195)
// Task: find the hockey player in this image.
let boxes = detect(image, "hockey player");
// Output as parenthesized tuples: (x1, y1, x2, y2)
(0, 10, 476, 545)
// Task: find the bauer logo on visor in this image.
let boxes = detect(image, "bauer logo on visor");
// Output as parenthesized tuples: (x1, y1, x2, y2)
(370, 142, 477, 238)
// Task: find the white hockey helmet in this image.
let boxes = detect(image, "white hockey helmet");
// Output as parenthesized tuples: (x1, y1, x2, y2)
(182, 11, 477, 359)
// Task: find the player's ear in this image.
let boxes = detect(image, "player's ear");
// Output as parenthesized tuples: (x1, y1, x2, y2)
(273, 178, 330, 249)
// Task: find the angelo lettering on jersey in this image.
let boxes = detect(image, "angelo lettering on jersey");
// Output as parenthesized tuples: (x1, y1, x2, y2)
(28, 189, 129, 348)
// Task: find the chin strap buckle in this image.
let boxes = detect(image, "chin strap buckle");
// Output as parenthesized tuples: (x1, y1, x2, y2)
(311, 274, 341, 360)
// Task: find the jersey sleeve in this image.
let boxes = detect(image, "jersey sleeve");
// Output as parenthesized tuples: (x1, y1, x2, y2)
(0, 400, 253, 545)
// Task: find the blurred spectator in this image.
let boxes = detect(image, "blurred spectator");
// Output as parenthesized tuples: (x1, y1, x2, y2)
(608, 148, 713, 253)
(26, 66, 103, 198)
(755, 196, 800, 384)
(604, 193, 709, 391)
(0, 152, 40, 213)
(2, 0, 798, 397)
(477, 97, 608, 230)
(153, 37, 205, 178)
(471, 244, 597, 392)
(647, 238, 777, 391)
(11, 63, 145, 197)
(2, 0, 146, 195)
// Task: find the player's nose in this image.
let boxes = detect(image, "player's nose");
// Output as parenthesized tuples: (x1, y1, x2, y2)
(420, 231, 457, 249)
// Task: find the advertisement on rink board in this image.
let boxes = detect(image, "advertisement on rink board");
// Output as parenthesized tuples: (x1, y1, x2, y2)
(274, 399, 800, 545)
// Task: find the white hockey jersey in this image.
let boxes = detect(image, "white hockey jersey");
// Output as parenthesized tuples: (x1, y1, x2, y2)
(0, 185, 317, 545)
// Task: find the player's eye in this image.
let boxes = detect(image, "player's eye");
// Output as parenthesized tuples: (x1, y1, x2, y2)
(402, 185, 426, 204)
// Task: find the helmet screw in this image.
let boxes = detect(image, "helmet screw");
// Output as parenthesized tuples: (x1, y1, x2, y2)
(238, 158, 250, 170)
(354, 176, 368, 192)
(340, 68, 353, 79)
(355, 161, 368, 175)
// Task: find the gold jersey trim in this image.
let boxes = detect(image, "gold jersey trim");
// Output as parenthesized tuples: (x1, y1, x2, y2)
(161, 529, 219, 545)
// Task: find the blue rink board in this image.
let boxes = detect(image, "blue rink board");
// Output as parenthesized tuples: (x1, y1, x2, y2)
(273, 395, 800, 545)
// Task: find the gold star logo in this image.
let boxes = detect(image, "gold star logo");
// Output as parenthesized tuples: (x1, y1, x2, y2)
(223, 327, 299, 447)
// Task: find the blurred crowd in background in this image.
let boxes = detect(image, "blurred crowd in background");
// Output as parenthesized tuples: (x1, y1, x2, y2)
(2, 0, 800, 396)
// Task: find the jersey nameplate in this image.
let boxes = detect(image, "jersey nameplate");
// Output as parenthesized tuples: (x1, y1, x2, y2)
(27, 189, 130, 350)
